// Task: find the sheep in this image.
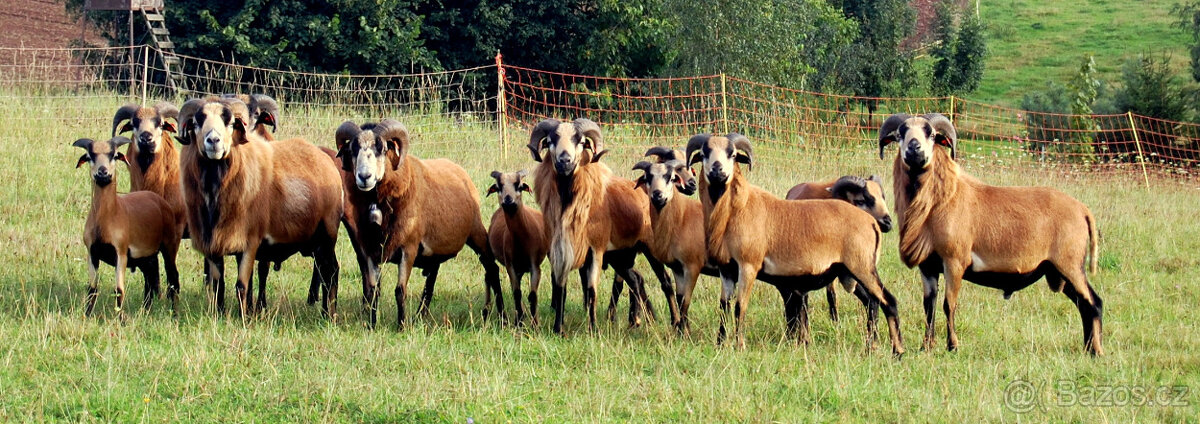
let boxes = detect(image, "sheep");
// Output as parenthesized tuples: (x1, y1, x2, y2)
(220, 93, 279, 141)
(73, 136, 182, 317)
(877, 113, 1103, 355)
(335, 119, 503, 329)
(527, 118, 662, 334)
(176, 96, 343, 317)
(785, 175, 894, 323)
(630, 150, 715, 336)
(111, 102, 185, 237)
(687, 133, 904, 354)
(486, 170, 548, 325)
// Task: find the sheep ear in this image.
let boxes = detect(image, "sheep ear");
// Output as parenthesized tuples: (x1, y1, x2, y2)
(519, 183, 531, 193)
(633, 176, 646, 190)
(486, 184, 498, 196)
(117, 122, 134, 135)
(260, 111, 277, 132)
(632, 161, 653, 174)
(161, 120, 176, 133)
(76, 154, 89, 168)
(825, 186, 834, 193)
(114, 152, 129, 165)
(730, 133, 753, 171)
(685, 134, 712, 166)
(924, 113, 958, 159)
(878, 114, 911, 160)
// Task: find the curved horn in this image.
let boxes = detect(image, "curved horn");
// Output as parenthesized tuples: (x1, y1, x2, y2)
(728, 133, 753, 171)
(527, 119, 559, 162)
(516, 169, 528, 179)
(644, 146, 681, 163)
(110, 136, 132, 148)
(111, 104, 140, 137)
(153, 101, 179, 120)
(923, 113, 958, 159)
(685, 133, 711, 166)
(490, 170, 503, 180)
(878, 114, 911, 160)
(72, 138, 94, 149)
(335, 121, 363, 150)
(574, 118, 604, 162)
(830, 175, 867, 199)
(632, 160, 653, 174)
(375, 119, 411, 156)
(175, 98, 208, 145)
(248, 94, 280, 132)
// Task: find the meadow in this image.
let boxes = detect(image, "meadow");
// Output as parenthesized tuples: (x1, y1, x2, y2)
(1, 91, 1198, 422)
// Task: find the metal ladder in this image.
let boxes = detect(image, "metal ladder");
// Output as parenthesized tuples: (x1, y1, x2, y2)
(140, 7, 186, 93)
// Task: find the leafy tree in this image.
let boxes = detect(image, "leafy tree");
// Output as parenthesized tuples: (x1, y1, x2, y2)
(836, 0, 918, 112)
(1174, 1, 1200, 83)
(1114, 53, 1190, 122)
(930, 0, 986, 96)
(929, 0, 957, 95)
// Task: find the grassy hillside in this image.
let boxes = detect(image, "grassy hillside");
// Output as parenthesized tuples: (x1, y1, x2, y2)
(1, 92, 1198, 421)
(974, 0, 1191, 106)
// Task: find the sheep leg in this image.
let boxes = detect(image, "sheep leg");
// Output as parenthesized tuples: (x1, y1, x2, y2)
(255, 260, 270, 315)
(1059, 268, 1104, 355)
(675, 267, 697, 337)
(234, 251, 257, 319)
(919, 265, 940, 351)
(579, 250, 603, 332)
(84, 255, 100, 317)
(716, 262, 738, 346)
(163, 245, 180, 317)
(468, 236, 505, 323)
(606, 275, 624, 323)
(140, 256, 160, 311)
(942, 263, 965, 352)
(796, 289, 811, 345)
(550, 267, 567, 336)
(826, 284, 839, 323)
(646, 255, 677, 326)
(733, 263, 760, 349)
(207, 256, 226, 314)
(114, 252, 128, 321)
(508, 267, 526, 325)
(395, 250, 417, 330)
(779, 288, 801, 343)
(608, 252, 647, 328)
(306, 264, 321, 306)
(317, 245, 340, 321)
(528, 263, 542, 327)
(850, 282, 879, 351)
(363, 258, 382, 329)
(418, 264, 440, 320)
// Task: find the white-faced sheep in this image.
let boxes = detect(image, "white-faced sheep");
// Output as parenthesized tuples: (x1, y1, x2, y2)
(74, 136, 182, 317)
(687, 133, 904, 354)
(631, 149, 715, 336)
(111, 102, 185, 237)
(486, 170, 548, 325)
(877, 113, 1103, 355)
(176, 96, 343, 317)
(786, 175, 893, 323)
(335, 119, 502, 329)
(526, 118, 661, 334)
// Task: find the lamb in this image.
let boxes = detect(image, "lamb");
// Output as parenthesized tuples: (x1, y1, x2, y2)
(111, 102, 185, 237)
(687, 133, 904, 354)
(486, 170, 548, 325)
(527, 118, 661, 334)
(785, 175, 893, 323)
(630, 151, 714, 336)
(73, 136, 182, 317)
(877, 113, 1103, 355)
(176, 96, 343, 317)
(335, 119, 503, 328)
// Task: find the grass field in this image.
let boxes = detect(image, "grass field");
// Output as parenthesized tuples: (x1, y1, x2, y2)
(975, 0, 1191, 106)
(2, 92, 1199, 422)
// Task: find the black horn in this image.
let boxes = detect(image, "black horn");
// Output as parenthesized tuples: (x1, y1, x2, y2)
(685, 134, 711, 166)
(878, 114, 911, 160)
(923, 113, 958, 159)
(528, 119, 560, 162)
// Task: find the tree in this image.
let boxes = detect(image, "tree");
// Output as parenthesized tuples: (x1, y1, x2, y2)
(930, 0, 986, 96)
(1174, 1, 1200, 83)
(1114, 53, 1190, 122)
(929, 0, 957, 96)
(836, 0, 918, 112)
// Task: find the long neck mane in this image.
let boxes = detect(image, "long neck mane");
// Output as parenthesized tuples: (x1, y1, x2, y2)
(534, 161, 607, 273)
(893, 150, 960, 267)
(699, 169, 748, 263)
(128, 134, 180, 194)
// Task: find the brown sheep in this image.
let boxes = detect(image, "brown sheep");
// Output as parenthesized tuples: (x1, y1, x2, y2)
(486, 170, 548, 325)
(176, 97, 343, 317)
(335, 119, 502, 329)
(878, 113, 1103, 355)
(527, 118, 659, 334)
(111, 102, 186, 237)
(687, 133, 904, 354)
(74, 136, 182, 317)
(786, 175, 893, 323)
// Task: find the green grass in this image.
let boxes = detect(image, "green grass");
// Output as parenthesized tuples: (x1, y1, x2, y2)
(2, 92, 1199, 422)
(974, 0, 1192, 106)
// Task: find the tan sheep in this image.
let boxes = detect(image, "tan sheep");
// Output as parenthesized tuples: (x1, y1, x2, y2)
(878, 113, 1103, 355)
(486, 170, 548, 325)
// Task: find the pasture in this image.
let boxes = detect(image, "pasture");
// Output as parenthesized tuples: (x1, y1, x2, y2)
(1, 92, 1198, 422)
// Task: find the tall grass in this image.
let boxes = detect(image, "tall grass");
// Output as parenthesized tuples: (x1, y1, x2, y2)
(1, 92, 1198, 422)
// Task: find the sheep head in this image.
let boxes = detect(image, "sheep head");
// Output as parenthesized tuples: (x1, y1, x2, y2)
(73, 136, 131, 187)
(247, 94, 279, 134)
(633, 159, 689, 210)
(176, 97, 252, 160)
(829, 175, 893, 232)
(878, 113, 957, 170)
(336, 119, 410, 191)
(487, 169, 531, 214)
(111, 102, 178, 154)
(527, 118, 605, 176)
(685, 132, 753, 186)
(644, 146, 696, 195)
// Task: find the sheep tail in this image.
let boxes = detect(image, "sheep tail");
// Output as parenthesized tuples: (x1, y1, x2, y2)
(1085, 210, 1099, 275)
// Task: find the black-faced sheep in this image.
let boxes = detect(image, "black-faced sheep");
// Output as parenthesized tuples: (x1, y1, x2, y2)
(878, 113, 1103, 355)
(687, 133, 904, 354)
(486, 170, 548, 325)
(74, 136, 182, 317)
(786, 175, 893, 323)
(335, 119, 503, 329)
(527, 118, 660, 334)
(176, 97, 343, 317)
(111, 102, 185, 237)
